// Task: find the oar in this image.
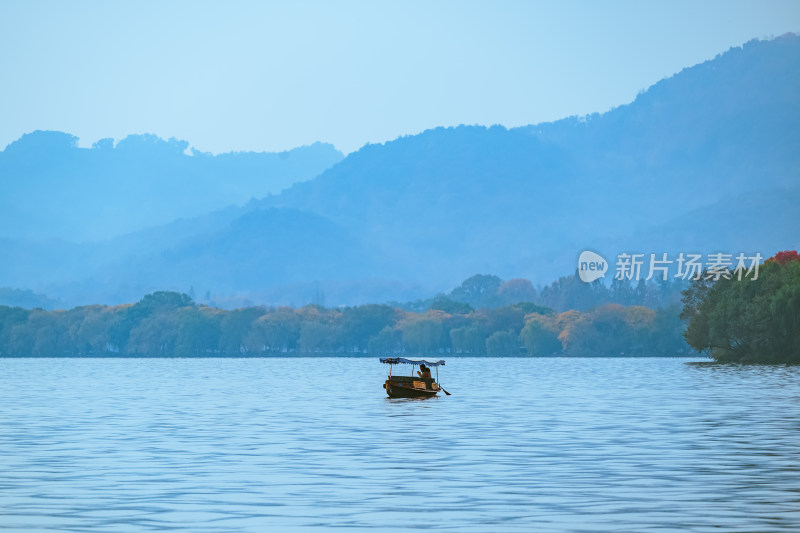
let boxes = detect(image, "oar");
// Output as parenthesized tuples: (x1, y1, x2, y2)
(439, 385, 451, 395)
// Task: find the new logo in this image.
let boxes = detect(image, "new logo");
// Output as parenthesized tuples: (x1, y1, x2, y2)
(578, 250, 608, 282)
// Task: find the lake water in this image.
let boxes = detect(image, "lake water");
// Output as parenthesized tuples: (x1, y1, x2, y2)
(1, 357, 798, 532)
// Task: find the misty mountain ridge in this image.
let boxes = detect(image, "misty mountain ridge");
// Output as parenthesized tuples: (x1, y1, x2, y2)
(0, 131, 344, 241)
(2, 34, 798, 308)
(253, 35, 798, 281)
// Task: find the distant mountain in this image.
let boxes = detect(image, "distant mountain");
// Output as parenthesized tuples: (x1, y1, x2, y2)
(0, 132, 343, 241)
(0, 287, 58, 310)
(256, 34, 799, 282)
(613, 186, 800, 256)
(2, 35, 799, 308)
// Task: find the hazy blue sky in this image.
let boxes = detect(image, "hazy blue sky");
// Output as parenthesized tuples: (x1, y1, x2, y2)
(1, 1, 798, 154)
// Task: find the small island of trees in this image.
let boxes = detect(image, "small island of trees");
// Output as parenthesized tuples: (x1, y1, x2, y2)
(681, 251, 800, 364)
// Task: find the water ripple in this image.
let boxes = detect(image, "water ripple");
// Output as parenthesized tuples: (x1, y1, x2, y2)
(1, 357, 799, 531)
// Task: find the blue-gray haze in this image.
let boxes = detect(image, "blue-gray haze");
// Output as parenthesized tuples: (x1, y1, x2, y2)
(1, 36, 798, 308)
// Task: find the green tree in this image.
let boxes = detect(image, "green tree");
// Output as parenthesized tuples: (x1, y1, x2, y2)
(246, 307, 302, 353)
(174, 307, 222, 355)
(497, 278, 537, 306)
(483, 305, 528, 337)
(367, 325, 402, 354)
(538, 273, 606, 312)
(32, 311, 71, 355)
(70, 305, 116, 354)
(562, 304, 654, 356)
(429, 294, 473, 315)
(109, 292, 194, 352)
(449, 325, 486, 354)
(650, 305, 690, 355)
(521, 315, 561, 356)
(126, 312, 180, 355)
(449, 274, 502, 308)
(340, 304, 399, 351)
(682, 252, 800, 363)
(218, 307, 266, 354)
(485, 330, 520, 356)
(0, 306, 30, 355)
(296, 306, 342, 353)
(399, 312, 446, 354)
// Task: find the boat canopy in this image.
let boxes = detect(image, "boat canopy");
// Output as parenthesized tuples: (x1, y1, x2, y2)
(380, 357, 445, 367)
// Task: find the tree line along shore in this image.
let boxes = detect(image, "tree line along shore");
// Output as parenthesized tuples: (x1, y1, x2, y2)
(0, 293, 687, 358)
(1, 250, 796, 362)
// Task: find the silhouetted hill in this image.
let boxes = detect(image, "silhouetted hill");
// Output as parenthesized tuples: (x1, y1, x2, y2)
(0, 132, 343, 241)
(254, 35, 799, 284)
(2, 35, 798, 307)
(123, 208, 369, 290)
(0, 287, 58, 310)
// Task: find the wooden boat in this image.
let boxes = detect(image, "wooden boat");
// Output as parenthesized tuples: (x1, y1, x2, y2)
(380, 357, 447, 398)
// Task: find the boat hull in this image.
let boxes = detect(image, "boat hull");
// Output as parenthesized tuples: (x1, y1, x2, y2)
(384, 379, 439, 398)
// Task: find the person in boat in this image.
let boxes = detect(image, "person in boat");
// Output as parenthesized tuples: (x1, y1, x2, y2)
(417, 363, 432, 380)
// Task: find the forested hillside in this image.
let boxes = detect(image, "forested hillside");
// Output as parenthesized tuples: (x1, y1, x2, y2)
(2, 35, 798, 308)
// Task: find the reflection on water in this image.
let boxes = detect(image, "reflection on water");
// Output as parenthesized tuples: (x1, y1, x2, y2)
(1, 357, 798, 531)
